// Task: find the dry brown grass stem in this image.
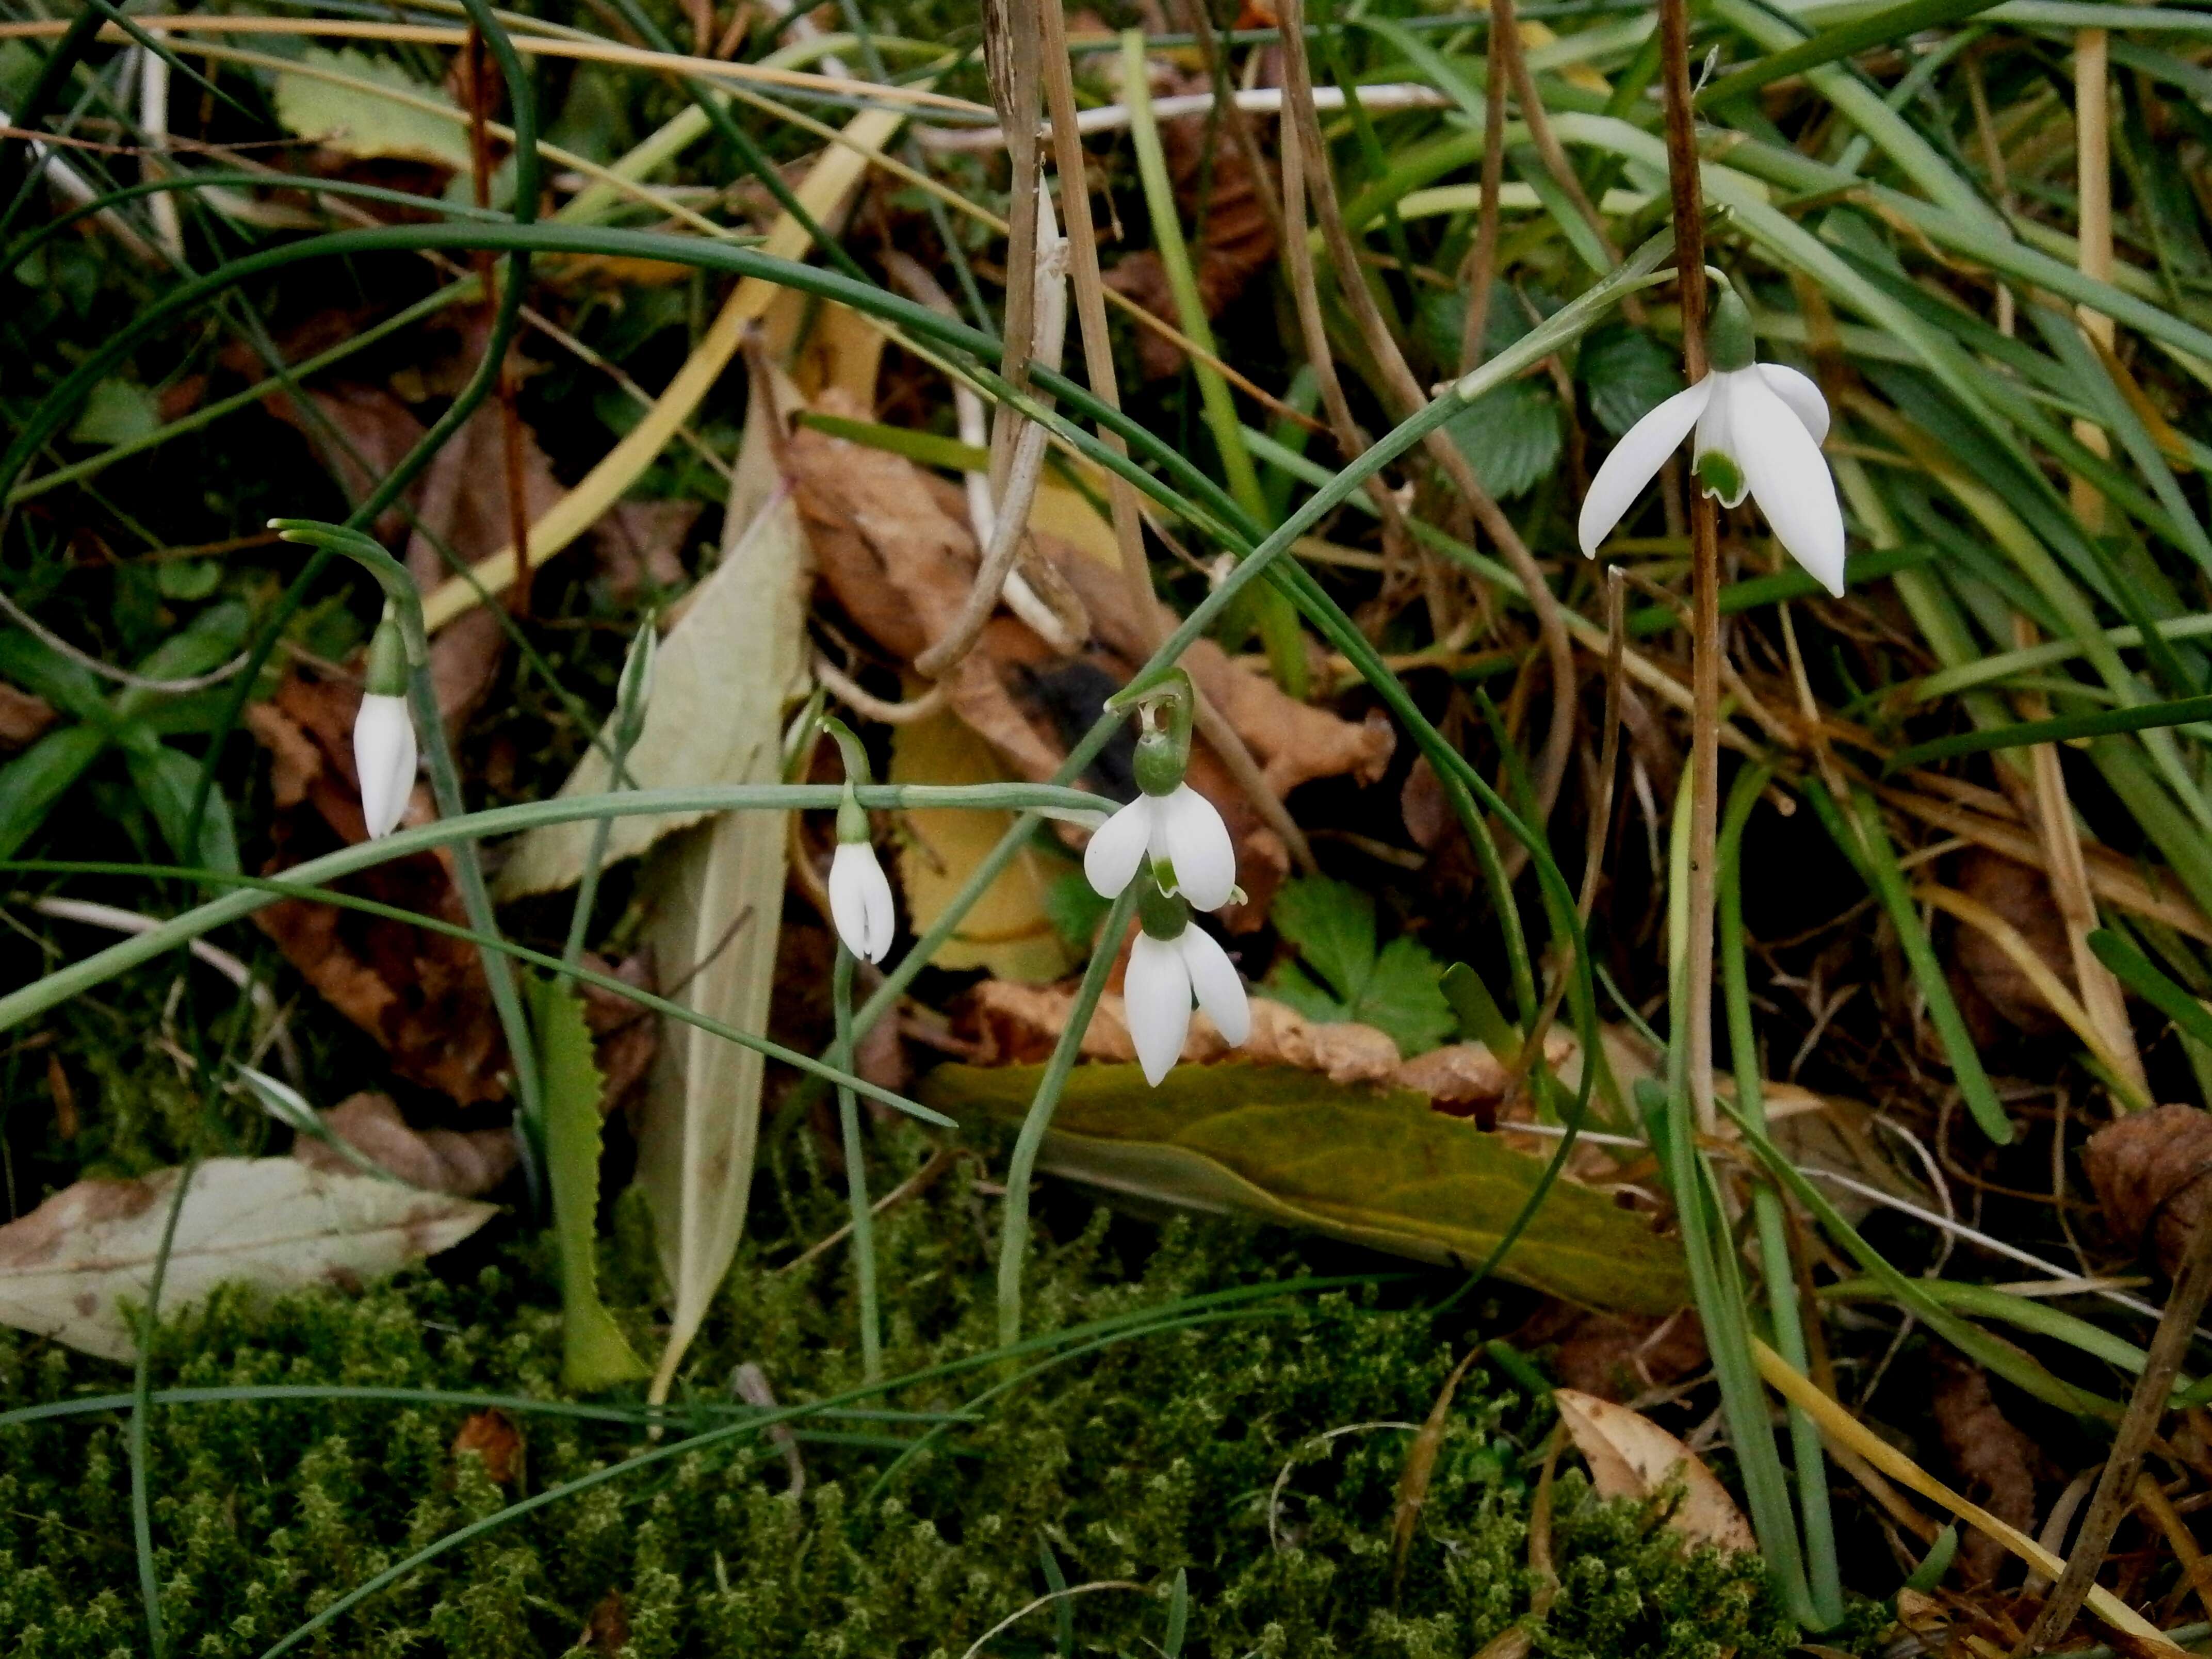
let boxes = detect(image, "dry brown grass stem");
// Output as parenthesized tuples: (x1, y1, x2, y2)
(1459, 0, 1511, 377)
(2069, 27, 2114, 530)
(1032, 0, 1313, 873)
(1275, 0, 1578, 841)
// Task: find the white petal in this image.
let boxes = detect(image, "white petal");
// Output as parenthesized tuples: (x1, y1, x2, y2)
(1125, 932, 1194, 1086)
(353, 693, 417, 840)
(1730, 372, 1848, 597)
(1577, 379, 1713, 558)
(829, 841, 896, 963)
(1178, 925, 1249, 1048)
(1083, 798, 1154, 899)
(1691, 373, 1752, 509)
(1154, 784, 1237, 912)
(1756, 362, 1830, 445)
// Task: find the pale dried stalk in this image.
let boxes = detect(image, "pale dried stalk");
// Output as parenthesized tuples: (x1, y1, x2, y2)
(2008, 614, 2147, 1099)
(1493, 0, 1615, 266)
(1276, 0, 1578, 832)
(1034, 0, 1314, 872)
(1460, 0, 1510, 376)
(2070, 28, 2113, 530)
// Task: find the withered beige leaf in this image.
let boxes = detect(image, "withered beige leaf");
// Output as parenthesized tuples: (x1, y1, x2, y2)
(1553, 1388, 1754, 1551)
(292, 1092, 516, 1196)
(625, 385, 810, 1403)
(0, 1158, 495, 1360)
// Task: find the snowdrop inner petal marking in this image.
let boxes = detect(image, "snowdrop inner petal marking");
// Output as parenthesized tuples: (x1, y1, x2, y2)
(1755, 362, 1831, 445)
(1730, 371, 1848, 597)
(1577, 379, 1713, 559)
(1178, 925, 1250, 1047)
(1691, 374, 1753, 509)
(1082, 796, 1153, 899)
(1155, 784, 1237, 911)
(1126, 931, 1195, 1086)
(829, 841, 896, 963)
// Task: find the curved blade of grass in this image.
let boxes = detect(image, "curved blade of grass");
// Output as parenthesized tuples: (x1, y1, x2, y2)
(1696, 0, 2012, 110)
(1890, 693, 2212, 772)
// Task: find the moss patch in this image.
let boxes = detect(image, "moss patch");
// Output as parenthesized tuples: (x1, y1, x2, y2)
(1, 1131, 1799, 1658)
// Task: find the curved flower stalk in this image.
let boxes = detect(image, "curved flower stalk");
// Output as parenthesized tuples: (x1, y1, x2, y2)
(820, 716, 896, 965)
(1579, 284, 1846, 596)
(1082, 669, 1237, 912)
(1126, 876, 1251, 1086)
(352, 608, 418, 840)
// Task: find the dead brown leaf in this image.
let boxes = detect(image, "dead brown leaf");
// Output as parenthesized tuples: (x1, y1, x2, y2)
(577, 950, 661, 1118)
(1949, 849, 2071, 1040)
(1102, 64, 1277, 380)
(247, 669, 508, 1104)
(1553, 1388, 1754, 1551)
(2082, 1102, 2212, 1277)
(1512, 1304, 1706, 1403)
(451, 1408, 522, 1485)
(0, 682, 57, 751)
(1930, 1351, 2040, 1584)
(592, 498, 700, 600)
(292, 1092, 516, 1195)
(794, 399, 1389, 928)
(578, 1589, 630, 1655)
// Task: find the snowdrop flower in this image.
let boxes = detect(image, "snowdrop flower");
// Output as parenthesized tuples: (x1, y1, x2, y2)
(1125, 876, 1251, 1086)
(353, 610, 417, 840)
(1578, 284, 1846, 597)
(829, 840, 896, 964)
(1084, 670, 1237, 912)
(821, 713, 896, 964)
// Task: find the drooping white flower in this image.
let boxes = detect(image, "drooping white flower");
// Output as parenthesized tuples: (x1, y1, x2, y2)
(1125, 912, 1251, 1086)
(1084, 784, 1237, 912)
(1577, 286, 1846, 597)
(352, 692, 417, 840)
(829, 840, 896, 964)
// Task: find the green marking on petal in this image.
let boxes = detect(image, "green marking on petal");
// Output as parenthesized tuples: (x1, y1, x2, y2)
(1696, 449, 1744, 505)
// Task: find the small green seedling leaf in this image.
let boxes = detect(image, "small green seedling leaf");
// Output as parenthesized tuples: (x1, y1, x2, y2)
(2090, 927, 2212, 1053)
(1038, 1537, 1074, 1657)
(1903, 1525, 1958, 1593)
(1440, 962, 1520, 1060)
(1163, 1567, 1190, 1658)
(1268, 876, 1454, 1056)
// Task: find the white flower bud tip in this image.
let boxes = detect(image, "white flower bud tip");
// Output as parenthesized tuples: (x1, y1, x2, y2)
(352, 691, 418, 840)
(829, 840, 897, 964)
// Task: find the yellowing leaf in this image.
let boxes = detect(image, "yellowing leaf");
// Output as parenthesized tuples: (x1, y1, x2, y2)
(0, 1158, 494, 1361)
(922, 1062, 1688, 1315)
(1554, 1389, 1756, 1551)
(891, 710, 1076, 984)
(530, 974, 648, 1392)
(273, 47, 470, 170)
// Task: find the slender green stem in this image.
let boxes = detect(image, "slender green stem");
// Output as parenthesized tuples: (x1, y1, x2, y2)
(128, 1156, 199, 1658)
(997, 885, 1142, 1349)
(833, 945, 882, 1381)
(1719, 765, 1842, 1629)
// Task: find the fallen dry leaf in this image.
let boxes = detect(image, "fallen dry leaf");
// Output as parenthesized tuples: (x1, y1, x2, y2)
(0, 682, 57, 751)
(0, 1158, 495, 1360)
(1102, 63, 1277, 380)
(577, 950, 661, 1118)
(578, 1589, 630, 1655)
(962, 977, 1574, 1100)
(1930, 1351, 2040, 1584)
(292, 1092, 516, 1196)
(592, 498, 700, 600)
(795, 399, 1390, 927)
(451, 1408, 523, 1485)
(2082, 1102, 2212, 1277)
(1949, 848, 2071, 1040)
(248, 668, 509, 1104)
(1515, 1305, 1706, 1403)
(1552, 1388, 1754, 1551)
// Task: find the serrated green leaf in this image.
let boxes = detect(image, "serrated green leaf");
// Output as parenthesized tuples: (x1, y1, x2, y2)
(1361, 938, 1457, 1056)
(1268, 877, 1452, 1054)
(1270, 875, 1376, 1003)
(923, 1062, 1688, 1315)
(1442, 379, 1562, 500)
(273, 47, 471, 170)
(528, 974, 649, 1392)
(1579, 322, 1684, 437)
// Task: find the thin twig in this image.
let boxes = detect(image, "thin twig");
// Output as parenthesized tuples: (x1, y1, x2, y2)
(2015, 1207, 2212, 1656)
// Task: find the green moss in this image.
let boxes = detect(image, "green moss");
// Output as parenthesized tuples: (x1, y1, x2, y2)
(0, 1132, 1799, 1658)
